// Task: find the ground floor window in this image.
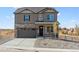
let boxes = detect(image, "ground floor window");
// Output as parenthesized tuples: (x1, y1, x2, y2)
(47, 26, 53, 32)
(47, 26, 50, 32)
(50, 26, 53, 32)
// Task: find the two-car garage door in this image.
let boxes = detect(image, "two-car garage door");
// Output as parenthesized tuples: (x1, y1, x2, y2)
(16, 28, 36, 38)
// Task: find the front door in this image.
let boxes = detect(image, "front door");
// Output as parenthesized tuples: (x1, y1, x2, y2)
(39, 26, 43, 36)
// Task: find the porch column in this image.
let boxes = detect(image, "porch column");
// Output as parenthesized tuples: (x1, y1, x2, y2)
(35, 25, 39, 38)
(53, 21, 59, 39)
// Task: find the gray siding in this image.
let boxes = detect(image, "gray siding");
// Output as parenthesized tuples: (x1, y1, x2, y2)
(15, 13, 38, 24)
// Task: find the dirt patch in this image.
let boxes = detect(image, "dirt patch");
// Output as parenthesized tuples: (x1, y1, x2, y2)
(0, 29, 15, 39)
(34, 39, 79, 49)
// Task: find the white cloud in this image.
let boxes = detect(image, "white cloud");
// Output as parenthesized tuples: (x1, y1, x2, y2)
(13, 7, 20, 9)
(71, 19, 76, 22)
(58, 13, 60, 16)
(6, 14, 14, 20)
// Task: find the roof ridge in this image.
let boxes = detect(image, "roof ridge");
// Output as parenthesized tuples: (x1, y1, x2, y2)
(14, 7, 58, 14)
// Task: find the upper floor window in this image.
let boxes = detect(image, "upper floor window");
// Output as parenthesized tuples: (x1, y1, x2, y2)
(24, 15, 30, 22)
(47, 14, 54, 21)
(38, 14, 43, 21)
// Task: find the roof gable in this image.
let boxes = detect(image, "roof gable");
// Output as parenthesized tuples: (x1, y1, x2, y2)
(19, 9, 34, 13)
(14, 7, 58, 14)
(45, 10, 55, 12)
(37, 8, 58, 13)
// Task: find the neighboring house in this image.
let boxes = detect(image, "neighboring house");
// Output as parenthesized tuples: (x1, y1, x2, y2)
(14, 7, 59, 38)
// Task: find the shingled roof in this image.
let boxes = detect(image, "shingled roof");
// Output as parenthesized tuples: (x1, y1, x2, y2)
(14, 7, 58, 13)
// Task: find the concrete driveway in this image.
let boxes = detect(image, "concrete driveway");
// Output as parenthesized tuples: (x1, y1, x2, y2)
(0, 38, 12, 45)
(1, 38, 36, 48)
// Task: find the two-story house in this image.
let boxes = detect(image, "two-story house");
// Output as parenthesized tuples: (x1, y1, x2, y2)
(14, 7, 59, 38)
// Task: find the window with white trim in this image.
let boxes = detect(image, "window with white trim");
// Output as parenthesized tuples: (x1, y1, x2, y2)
(38, 14, 43, 21)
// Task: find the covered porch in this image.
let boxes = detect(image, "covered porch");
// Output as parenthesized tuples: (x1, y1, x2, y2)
(35, 24, 57, 38)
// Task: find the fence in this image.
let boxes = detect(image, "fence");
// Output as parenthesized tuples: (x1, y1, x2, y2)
(59, 34, 79, 42)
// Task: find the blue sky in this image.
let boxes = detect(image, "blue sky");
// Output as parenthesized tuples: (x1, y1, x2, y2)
(0, 7, 79, 29)
(55, 7, 79, 28)
(0, 7, 16, 29)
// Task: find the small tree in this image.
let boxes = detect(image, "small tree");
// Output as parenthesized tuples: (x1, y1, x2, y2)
(75, 25, 79, 36)
(61, 28, 68, 34)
